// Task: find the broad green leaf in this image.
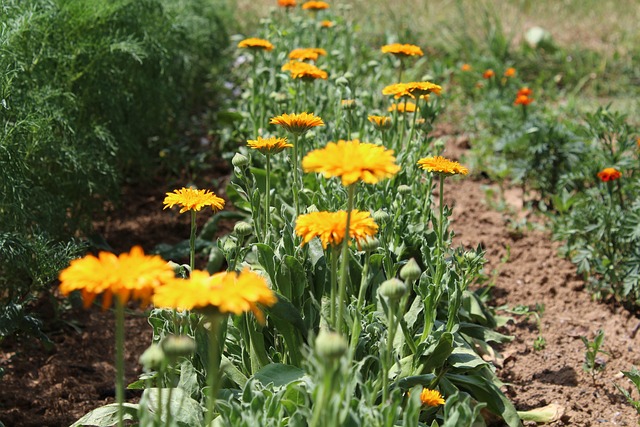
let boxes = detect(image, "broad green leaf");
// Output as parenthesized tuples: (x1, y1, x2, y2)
(253, 363, 306, 388)
(70, 403, 138, 427)
(142, 387, 204, 426)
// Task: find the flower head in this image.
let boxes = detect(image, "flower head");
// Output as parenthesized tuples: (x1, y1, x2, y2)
(270, 112, 325, 135)
(419, 389, 445, 407)
(517, 87, 533, 97)
(59, 246, 174, 309)
(247, 136, 293, 155)
(238, 37, 274, 51)
(514, 87, 534, 106)
(295, 210, 378, 249)
(388, 102, 418, 113)
(504, 67, 516, 77)
(153, 269, 277, 323)
(461, 63, 472, 72)
(302, 1, 329, 10)
(368, 115, 392, 130)
(163, 188, 225, 214)
(417, 156, 469, 176)
(289, 48, 327, 62)
(482, 69, 495, 79)
(381, 43, 423, 57)
(278, 0, 297, 7)
(282, 60, 328, 80)
(320, 20, 334, 28)
(302, 139, 400, 186)
(341, 99, 356, 110)
(597, 167, 622, 182)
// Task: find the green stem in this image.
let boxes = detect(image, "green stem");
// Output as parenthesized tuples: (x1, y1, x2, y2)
(189, 210, 197, 273)
(204, 314, 223, 426)
(438, 175, 445, 255)
(309, 364, 334, 427)
(407, 97, 420, 145)
(382, 301, 397, 404)
(252, 56, 259, 137)
(114, 297, 125, 427)
(349, 251, 370, 356)
(292, 133, 301, 218)
(265, 153, 272, 243)
(336, 184, 356, 335)
(329, 247, 339, 328)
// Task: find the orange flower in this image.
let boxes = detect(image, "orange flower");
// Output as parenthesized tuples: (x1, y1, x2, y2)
(461, 63, 472, 72)
(270, 112, 325, 135)
(247, 136, 293, 155)
(368, 115, 392, 130)
(278, 0, 297, 7)
(320, 20, 334, 28)
(504, 67, 516, 77)
(381, 43, 424, 57)
(597, 167, 622, 182)
(482, 69, 495, 79)
(302, 0, 329, 10)
(514, 94, 533, 106)
(419, 389, 445, 407)
(237, 37, 274, 51)
(163, 188, 225, 214)
(382, 82, 442, 99)
(517, 87, 533, 97)
(282, 60, 328, 80)
(289, 47, 327, 61)
(295, 210, 378, 249)
(417, 156, 468, 176)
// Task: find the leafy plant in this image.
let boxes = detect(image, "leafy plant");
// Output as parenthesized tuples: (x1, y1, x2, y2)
(581, 329, 608, 384)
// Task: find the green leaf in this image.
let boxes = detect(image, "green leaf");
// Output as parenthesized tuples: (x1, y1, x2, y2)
(419, 332, 454, 373)
(142, 387, 204, 426)
(254, 243, 278, 286)
(252, 363, 306, 388)
(447, 347, 488, 370)
(70, 403, 138, 426)
(459, 322, 513, 344)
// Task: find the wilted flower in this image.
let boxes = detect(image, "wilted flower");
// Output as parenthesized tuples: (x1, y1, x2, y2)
(302, 139, 400, 186)
(597, 167, 622, 182)
(237, 37, 274, 51)
(295, 210, 378, 249)
(163, 188, 225, 214)
(270, 112, 325, 135)
(417, 156, 469, 176)
(247, 136, 293, 155)
(381, 43, 424, 57)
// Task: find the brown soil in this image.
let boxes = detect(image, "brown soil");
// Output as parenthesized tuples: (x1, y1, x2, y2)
(1, 153, 640, 426)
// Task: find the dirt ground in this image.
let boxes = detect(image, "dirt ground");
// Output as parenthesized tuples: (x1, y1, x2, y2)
(1, 149, 640, 426)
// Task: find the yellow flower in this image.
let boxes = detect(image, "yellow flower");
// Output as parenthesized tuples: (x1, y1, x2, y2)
(237, 37, 274, 51)
(388, 102, 418, 113)
(417, 156, 469, 176)
(302, 139, 400, 186)
(295, 210, 378, 249)
(247, 136, 293, 155)
(59, 246, 174, 309)
(289, 48, 327, 62)
(302, 0, 329, 10)
(381, 43, 423, 57)
(382, 83, 413, 99)
(368, 115, 392, 130)
(153, 269, 277, 323)
(282, 60, 328, 80)
(320, 20, 334, 28)
(163, 188, 225, 214)
(504, 67, 516, 77)
(270, 112, 325, 135)
(341, 99, 356, 110)
(383, 82, 442, 99)
(419, 389, 445, 407)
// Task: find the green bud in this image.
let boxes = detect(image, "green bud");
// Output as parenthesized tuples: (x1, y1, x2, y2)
(232, 153, 249, 168)
(315, 329, 348, 360)
(379, 278, 407, 301)
(161, 335, 196, 360)
(359, 236, 380, 252)
(139, 344, 165, 371)
(234, 221, 253, 236)
(400, 258, 422, 282)
(373, 209, 390, 223)
(223, 238, 237, 252)
(397, 185, 411, 195)
(306, 204, 319, 213)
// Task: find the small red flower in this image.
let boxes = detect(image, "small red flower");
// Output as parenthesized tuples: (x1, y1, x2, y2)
(482, 69, 495, 79)
(597, 167, 622, 182)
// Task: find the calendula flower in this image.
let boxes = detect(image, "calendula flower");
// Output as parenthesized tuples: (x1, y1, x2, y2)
(404, 81, 442, 97)
(320, 20, 334, 28)
(59, 246, 174, 309)
(381, 43, 423, 57)
(237, 37, 274, 51)
(302, 0, 329, 10)
(597, 167, 622, 182)
(270, 112, 325, 135)
(417, 156, 469, 176)
(289, 48, 327, 61)
(163, 188, 225, 214)
(278, 0, 297, 7)
(368, 115, 392, 130)
(382, 83, 413, 99)
(419, 389, 445, 407)
(153, 269, 277, 323)
(295, 210, 378, 249)
(482, 69, 495, 79)
(341, 99, 356, 110)
(388, 102, 418, 113)
(514, 94, 534, 106)
(282, 60, 328, 80)
(461, 63, 472, 72)
(247, 136, 293, 155)
(302, 139, 400, 186)
(504, 67, 516, 77)
(517, 87, 533, 97)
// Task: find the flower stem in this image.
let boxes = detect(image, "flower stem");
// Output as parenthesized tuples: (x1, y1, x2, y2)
(292, 133, 301, 218)
(382, 300, 398, 404)
(265, 153, 272, 243)
(349, 251, 370, 356)
(336, 184, 356, 334)
(114, 297, 125, 427)
(204, 314, 223, 426)
(330, 247, 339, 328)
(189, 210, 197, 273)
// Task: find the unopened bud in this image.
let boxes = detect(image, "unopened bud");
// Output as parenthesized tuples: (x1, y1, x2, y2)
(161, 335, 196, 360)
(379, 278, 407, 301)
(234, 221, 253, 236)
(359, 236, 380, 252)
(373, 209, 390, 223)
(397, 185, 411, 195)
(315, 329, 347, 360)
(400, 258, 421, 282)
(139, 344, 165, 371)
(232, 153, 249, 168)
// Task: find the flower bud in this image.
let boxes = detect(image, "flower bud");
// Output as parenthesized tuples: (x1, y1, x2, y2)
(223, 238, 237, 252)
(139, 344, 165, 371)
(341, 99, 356, 110)
(373, 209, 390, 223)
(315, 329, 347, 360)
(232, 153, 249, 168)
(161, 335, 196, 360)
(400, 258, 422, 282)
(234, 221, 253, 236)
(359, 236, 380, 252)
(379, 278, 407, 301)
(397, 185, 411, 195)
